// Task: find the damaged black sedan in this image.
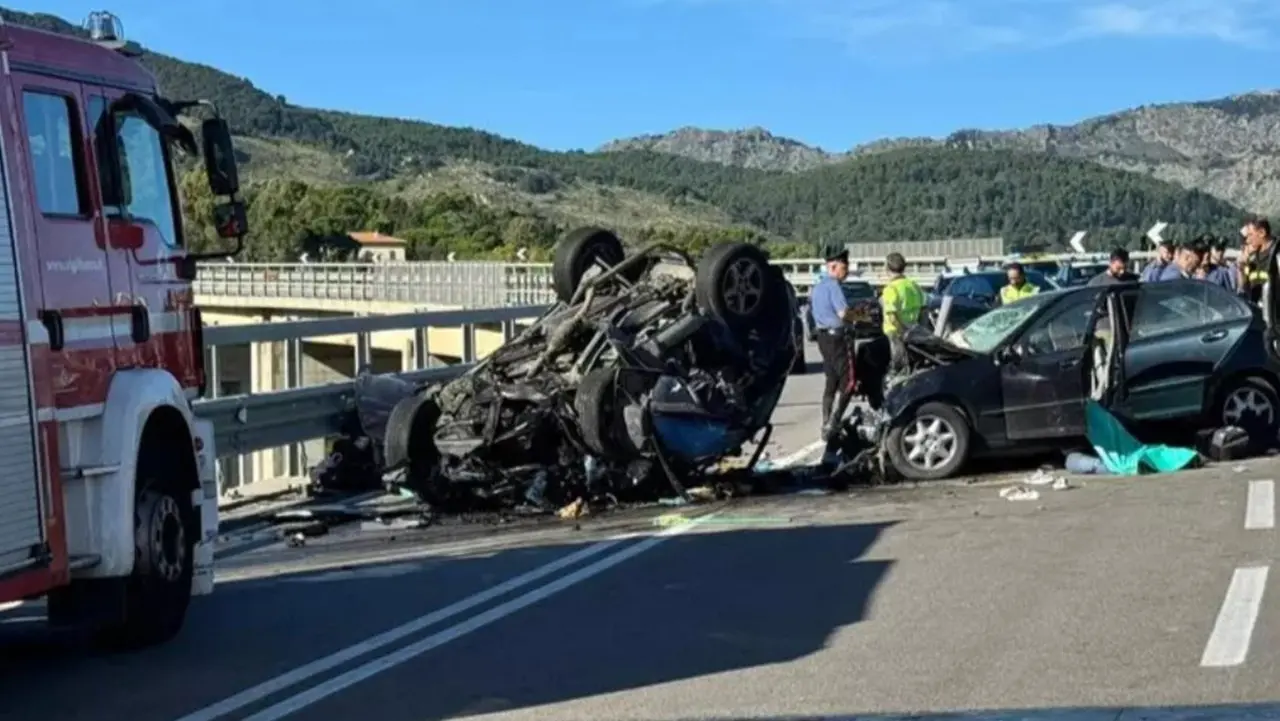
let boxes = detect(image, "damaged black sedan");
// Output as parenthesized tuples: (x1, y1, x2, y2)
(876, 278, 1280, 481)
(380, 228, 800, 509)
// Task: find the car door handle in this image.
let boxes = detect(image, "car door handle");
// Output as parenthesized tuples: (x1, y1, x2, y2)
(1059, 357, 1081, 370)
(1201, 329, 1228, 343)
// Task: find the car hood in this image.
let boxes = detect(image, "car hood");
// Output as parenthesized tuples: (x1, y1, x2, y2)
(901, 326, 981, 364)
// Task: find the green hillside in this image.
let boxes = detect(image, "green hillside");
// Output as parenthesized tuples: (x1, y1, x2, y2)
(4, 8, 1251, 261)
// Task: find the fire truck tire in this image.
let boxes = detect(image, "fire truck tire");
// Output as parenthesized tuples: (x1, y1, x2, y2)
(99, 452, 196, 649)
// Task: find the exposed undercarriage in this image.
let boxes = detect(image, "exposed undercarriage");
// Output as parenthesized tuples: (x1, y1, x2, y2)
(368, 228, 800, 511)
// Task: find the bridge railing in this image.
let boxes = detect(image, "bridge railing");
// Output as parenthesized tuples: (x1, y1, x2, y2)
(196, 254, 1062, 307)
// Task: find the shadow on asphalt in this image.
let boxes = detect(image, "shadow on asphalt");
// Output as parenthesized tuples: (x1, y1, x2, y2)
(0, 520, 896, 721)
(299, 520, 898, 721)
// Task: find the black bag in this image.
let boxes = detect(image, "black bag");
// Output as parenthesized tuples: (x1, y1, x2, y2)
(1195, 425, 1251, 462)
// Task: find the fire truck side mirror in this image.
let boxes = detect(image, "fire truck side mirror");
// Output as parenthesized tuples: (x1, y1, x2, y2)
(212, 200, 248, 240)
(202, 118, 239, 197)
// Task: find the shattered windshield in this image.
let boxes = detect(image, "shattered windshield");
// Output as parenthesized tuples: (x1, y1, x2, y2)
(947, 294, 1051, 353)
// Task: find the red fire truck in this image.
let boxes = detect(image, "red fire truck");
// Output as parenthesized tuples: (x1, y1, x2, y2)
(0, 12, 246, 647)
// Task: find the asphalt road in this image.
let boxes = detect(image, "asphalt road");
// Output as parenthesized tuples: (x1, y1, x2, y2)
(7, 353, 1280, 721)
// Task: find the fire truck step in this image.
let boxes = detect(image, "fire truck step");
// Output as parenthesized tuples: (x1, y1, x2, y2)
(67, 554, 101, 571)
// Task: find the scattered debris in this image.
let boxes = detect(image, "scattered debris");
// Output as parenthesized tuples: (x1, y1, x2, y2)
(557, 497, 589, 520)
(999, 486, 1040, 502)
(1023, 469, 1062, 486)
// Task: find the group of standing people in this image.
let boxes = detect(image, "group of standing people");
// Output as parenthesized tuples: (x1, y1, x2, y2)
(806, 216, 1278, 429)
(1092, 217, 1275, 304)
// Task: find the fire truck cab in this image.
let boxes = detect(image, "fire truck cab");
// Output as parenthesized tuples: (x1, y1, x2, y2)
(0, 13, 246, 647)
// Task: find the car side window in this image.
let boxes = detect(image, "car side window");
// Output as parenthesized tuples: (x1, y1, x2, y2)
(949, 276, 992, 297)
(1022, 299, 1095, 355)
(1026, 272, 1057, 291)
(1131, 282, 1249, 340)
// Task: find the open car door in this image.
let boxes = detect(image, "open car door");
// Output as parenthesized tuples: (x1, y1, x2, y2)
(999, 294, 1101, 441)
(1084, 290, 1127, 409)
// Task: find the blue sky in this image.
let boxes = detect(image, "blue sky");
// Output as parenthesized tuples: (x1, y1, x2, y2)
(29, 1, 1280, 151)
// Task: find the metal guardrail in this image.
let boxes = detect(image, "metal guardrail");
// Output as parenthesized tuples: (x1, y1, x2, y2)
(194, 304, 550, 489)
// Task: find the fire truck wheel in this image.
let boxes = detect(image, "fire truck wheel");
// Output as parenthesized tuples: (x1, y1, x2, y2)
(100, 469, 196, 649)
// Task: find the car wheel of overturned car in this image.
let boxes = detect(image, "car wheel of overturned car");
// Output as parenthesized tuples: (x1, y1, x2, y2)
(695, 242, 776, 329)
(552, 227, 628, 303)
(384, 392, 441, 492)
(885, 402, 970, 481)
(575, 367, 625, 458)
(1215, 376, 1280, 440)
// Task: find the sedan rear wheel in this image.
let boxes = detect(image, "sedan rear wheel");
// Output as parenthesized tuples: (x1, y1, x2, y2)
(1218, 377, 1280, 440)
(886, 402, 970, 481)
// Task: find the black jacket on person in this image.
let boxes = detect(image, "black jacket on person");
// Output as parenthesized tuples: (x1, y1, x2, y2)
(1088, 269, 1138, 286)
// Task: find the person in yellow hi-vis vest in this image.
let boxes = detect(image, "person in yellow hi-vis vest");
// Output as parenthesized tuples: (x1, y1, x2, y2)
(999, 262, 1040, 305)
(880, 252, 926, 373)
(850, 252, 926, 411)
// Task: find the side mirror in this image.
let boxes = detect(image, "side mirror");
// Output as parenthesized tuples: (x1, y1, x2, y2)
(212, 200, 248, 239)
(202, 118, 239, 196)
(996, 345, 1021, 364)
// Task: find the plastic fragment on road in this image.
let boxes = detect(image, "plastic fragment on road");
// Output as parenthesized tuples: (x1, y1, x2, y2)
(1085, 400, 1198, 475)
(1023, 469, 1061, 486)
(557, 497, 588, 520)
(999, 486, 1040, 501)
(1051, 476, 1072, 491)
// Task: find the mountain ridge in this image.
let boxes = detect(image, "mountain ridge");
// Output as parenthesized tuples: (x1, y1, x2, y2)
(601, 90, 1280, 215)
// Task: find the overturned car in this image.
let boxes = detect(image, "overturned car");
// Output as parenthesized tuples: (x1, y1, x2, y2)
(379, 228, 800, 509)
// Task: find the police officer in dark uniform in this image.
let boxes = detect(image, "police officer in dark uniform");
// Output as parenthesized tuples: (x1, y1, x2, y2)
(810, 248, 858, 427)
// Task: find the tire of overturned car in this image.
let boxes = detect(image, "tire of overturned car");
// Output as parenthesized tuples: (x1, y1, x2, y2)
(695, 242, 778, 330)
(552, 227, 629, 303)
(575, 368, 621, 458)
(885, 401, 971, 482)
(384, 393, 441, 482)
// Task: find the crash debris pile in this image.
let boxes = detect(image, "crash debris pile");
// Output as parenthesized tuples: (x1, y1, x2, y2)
(307, 226, 810, 515)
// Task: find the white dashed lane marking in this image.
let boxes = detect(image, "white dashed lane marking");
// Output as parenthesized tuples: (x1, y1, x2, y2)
(1201, 566, 1269, 668)
(1245, 480, 1275, 530)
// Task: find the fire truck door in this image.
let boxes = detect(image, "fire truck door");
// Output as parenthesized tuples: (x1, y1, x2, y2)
(17, 77, 120, 387)
(89, 88, 188, 373)
(86, 91, 143, 363)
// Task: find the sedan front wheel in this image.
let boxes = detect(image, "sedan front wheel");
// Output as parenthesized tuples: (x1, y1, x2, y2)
(885, 402, 971, 481)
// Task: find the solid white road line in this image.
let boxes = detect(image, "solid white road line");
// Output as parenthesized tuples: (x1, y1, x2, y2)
(1245, 480, 1275, 530)
(1201, 566, 1269, 668)
(172, 536, 624, 721)
(236, 513, 715, 721)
